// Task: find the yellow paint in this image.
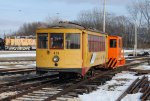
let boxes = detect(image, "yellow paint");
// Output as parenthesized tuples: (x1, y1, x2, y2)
(36, 29, 83, 68)
(36, 28, 108, 74)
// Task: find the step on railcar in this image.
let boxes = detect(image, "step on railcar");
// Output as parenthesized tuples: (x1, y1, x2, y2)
(36, 22, 125, 77)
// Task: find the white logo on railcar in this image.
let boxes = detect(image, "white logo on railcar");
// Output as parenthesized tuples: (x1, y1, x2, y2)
(90, 53, 96, 64)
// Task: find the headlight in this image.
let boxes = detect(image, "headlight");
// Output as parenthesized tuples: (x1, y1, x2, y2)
(53, 56, 59, 62)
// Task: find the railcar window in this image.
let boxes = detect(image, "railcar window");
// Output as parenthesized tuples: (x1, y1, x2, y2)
(110, 39, 117, 48)
(50, 33, 64, 49)
(38, 33, 48, 49)
(66, 33, 80, 49)
(88, 35, 105, 52)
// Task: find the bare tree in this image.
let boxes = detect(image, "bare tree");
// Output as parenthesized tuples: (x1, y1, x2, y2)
(13, 22, 47, 36)
(77, 8, 136, 48)
(127, 0, 150, 48)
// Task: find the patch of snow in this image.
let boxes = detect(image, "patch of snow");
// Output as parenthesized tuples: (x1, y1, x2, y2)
(121, 93, 142, 101)
(130, 60, 141, 64)
(132, 63, 150, 70)
(124, 50, 134, 53)
(0, 54, 35, 57)
(79, 71, 148, 101)
(79, 90, 120, 101)
(0, 61, 36, 69)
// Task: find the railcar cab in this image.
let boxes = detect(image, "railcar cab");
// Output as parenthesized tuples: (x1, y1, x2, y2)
(107, 36, 125, 69)
(36, 27, 83, 75)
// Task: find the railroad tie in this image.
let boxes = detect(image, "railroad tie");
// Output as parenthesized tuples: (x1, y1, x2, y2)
(131, 76, 148, 93)
(140, 86, 150, 101)
(116, 76, 150, 101)
(129, 76, 146, 93)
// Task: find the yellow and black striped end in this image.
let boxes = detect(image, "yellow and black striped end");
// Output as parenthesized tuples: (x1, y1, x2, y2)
(107, 58, 117, 69)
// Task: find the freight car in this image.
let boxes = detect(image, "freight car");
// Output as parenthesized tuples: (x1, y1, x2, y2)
(36, 22, 125, 77)
(5, 36, 36, 50)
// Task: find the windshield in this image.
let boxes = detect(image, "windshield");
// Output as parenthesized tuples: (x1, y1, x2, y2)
(50, 33, 64, 49)
(37, 33, 48, 49)
(66, 33, 80, 49)
(110, 39, 117, 48)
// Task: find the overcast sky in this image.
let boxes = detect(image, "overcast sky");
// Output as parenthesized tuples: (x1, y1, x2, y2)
(0, 0, 132, 37)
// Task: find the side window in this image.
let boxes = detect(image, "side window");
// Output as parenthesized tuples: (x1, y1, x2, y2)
(110, 39, 117, 48)
(37, 33, 48, 49)
(88, 35, 105, 52)
(50, 33, 64, 49)
(66, 33, 80, 49)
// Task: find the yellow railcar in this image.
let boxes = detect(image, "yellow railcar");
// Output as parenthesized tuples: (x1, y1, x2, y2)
(36, 22, 108, 76)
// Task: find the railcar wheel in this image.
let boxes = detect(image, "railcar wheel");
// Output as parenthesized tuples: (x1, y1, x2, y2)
(59, 72, 78, 80)
(82, 69, 95, 79)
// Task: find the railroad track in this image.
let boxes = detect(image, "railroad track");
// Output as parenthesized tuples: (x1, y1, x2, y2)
(0, 60, 148, 101)
(125, 56, 150, 63)
(0, 73, 59, 87)
(0, 68, 35, 76)
(0, 74, 59, 100)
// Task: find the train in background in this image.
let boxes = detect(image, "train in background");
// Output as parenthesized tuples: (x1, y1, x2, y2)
(36, 22, 126, 77)
(0, 35, 36, 51)
(0, 38, 5, 50)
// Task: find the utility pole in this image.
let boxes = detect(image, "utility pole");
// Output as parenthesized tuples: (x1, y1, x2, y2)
(103, 0, 106, 33)
(134, 20, 137, 56)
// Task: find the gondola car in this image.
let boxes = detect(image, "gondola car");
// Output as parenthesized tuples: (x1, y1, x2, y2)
(36, 22, 125, 77)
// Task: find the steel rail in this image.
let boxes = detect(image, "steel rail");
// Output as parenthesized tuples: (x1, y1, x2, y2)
(0, 79, 59, 101)
(44, 60, 149, 101)
(0, 60, 148, 101)
(0, 74, 58, 87)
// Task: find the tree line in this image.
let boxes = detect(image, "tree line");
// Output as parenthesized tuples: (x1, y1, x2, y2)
(10, 0, 150, 49)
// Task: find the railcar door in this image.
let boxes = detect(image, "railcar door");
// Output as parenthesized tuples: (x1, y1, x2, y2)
(36, 33, 50, 68)
(64, 33, 82, 68)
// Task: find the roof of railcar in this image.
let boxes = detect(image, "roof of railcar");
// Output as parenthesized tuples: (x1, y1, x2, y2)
(37, 21, 106, 34)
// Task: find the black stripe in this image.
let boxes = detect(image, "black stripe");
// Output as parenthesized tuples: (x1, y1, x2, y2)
(107, 58, 112, 66)
(109, 58, 115, 68)
(112, 60, 117, 67)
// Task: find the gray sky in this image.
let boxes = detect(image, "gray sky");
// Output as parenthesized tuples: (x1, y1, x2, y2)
(0, 0, 132, 37)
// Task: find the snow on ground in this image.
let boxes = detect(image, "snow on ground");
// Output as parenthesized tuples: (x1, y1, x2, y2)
(0, 54, 35, 57)
(124, 49, 150, 53)
(0, 61, 36, 69)
(0, 51, 36, 58)
(132, 63, 150, 70)
(121, 93, 142, 101)
(0, 51, 36, 70)
(79, 64, 150, 101)
(124, 49, 150, 57)
(79, 71, 138, 101)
